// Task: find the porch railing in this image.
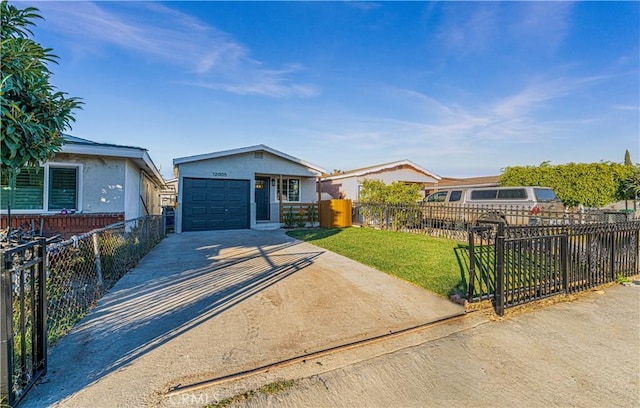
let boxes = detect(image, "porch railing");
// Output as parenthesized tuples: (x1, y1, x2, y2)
(279, 203, 318, 228)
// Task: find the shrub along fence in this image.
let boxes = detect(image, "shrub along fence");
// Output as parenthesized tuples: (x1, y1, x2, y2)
(1, 215, 164, 406)
(468, 220, 640, 315)
(280, 203, 319, 228)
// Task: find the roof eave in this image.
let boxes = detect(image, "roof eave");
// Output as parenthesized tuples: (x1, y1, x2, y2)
(323, 160, 441, 181)
(62, 144, 165, 187)
(174, 144, 326, 175)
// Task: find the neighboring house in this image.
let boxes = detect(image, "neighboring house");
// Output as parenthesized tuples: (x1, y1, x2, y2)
(0, 135, 165, 237)
(321, 160, 441, 202)
(427, 175, 501, 195)
(160, 178, 178, 207)
(173, 145, 326, 232)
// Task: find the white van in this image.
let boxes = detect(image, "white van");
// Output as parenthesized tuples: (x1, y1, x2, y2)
(423, 186, 565, 225)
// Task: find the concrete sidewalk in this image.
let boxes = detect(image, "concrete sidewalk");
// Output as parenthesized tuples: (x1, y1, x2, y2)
(229, 282, 640, 408)
(21, 229, 464, 407)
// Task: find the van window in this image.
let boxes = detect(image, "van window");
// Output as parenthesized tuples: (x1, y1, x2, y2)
(497, 189, 527, 199)
(534, 188, 559, 202)
(470, 189, 497, 200)
(427, 191, 447, 202)
(449, 190, 462, 202)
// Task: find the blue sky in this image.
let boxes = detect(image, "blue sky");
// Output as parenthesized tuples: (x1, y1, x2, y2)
(20, 1, 640, 180)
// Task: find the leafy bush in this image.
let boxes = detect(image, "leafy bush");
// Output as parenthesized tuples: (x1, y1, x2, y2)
(358, 180, 422, 229)
(306, 204, 318, 226)
(283, 207, 296, 228)
(296, 209, 306, 227)
(500, 162, 638, 207)
(359, 179, 421, 204)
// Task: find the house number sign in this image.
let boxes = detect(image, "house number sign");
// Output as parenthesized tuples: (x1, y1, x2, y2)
(212, 172, 228, 177)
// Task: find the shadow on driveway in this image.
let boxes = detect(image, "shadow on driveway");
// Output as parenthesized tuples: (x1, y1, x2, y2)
(22, 229, 464, 407)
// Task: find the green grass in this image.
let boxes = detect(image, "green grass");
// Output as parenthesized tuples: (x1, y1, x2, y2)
(287, 227, 467, 297)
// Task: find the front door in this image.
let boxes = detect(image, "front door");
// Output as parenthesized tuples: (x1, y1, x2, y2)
(255, 176, 270, 221)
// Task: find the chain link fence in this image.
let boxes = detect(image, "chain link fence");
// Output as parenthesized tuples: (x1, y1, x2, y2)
(45, 215, 164, 344)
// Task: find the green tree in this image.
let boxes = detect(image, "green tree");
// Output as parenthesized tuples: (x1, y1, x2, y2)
(620, 165, 640, 200)
(384, 181, 422, 204)
(358, 179, 387, 204)
(624, 149, 632, 166)
(359, 179, 421, 204)
(358, 179, 421, 230)
(1, 1, 82, 210)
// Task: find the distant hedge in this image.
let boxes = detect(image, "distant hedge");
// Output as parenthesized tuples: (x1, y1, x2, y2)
(500, 162, 637, 207)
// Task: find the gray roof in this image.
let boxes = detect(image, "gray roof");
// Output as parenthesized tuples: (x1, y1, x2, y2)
(61, 134, 165, 186)
(63, 134, 146, 151)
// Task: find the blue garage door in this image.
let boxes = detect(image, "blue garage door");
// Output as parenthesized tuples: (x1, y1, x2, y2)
(182, 178, 250, 231)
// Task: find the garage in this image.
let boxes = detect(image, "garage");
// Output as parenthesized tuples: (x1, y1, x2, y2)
(182, 177, 249, 231)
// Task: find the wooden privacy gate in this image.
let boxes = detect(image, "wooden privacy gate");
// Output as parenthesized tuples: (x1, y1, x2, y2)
(1, 239, 48, 406)
(468, 221, 640, 315)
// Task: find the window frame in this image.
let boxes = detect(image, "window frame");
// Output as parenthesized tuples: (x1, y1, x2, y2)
(276, 177, 301, 202)
(0, 162, 82, 213)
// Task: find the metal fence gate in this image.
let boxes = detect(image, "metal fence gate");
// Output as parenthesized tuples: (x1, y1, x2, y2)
(1, 239, 47, 407)
(469, 221, 640, 315)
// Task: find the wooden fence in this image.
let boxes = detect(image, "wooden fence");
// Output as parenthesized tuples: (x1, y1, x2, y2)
(279, 200, 352, 228)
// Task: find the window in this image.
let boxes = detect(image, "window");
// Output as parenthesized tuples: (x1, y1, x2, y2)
(276, 178, 300, 202)
(497, 189, 527, 200)
(1, 167, 44, 210)
(534, 188, 559, 202)
(426, 191, 448, 202)
(470, 189, 498, 200)
(1, 164, 80, 211)
(448, 190, 463, 202)
(48, 167, 78, 210)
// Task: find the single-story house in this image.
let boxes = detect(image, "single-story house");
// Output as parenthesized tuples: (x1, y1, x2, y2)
(173, 145, 326, 232)
(321, 160, 441, 202)
(1, 135, 165, 237)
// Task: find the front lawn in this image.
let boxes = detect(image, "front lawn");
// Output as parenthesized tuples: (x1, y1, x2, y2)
(286, 227, 467, 297)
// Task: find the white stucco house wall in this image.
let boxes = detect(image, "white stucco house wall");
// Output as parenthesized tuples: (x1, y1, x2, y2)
(1, 135, 165, 221)
(321, 160, 441, 202)
(173, 145, 326, 232)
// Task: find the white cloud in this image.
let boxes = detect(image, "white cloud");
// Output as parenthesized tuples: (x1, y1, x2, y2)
(319, 74, 609, 161)
(509, 2, 573, 54)
(33, 1, 317, 98)
(436, 3, 500, 56)
(612, 104, 640, 112)
(492, 75, 606, 118)
(435, 2, 573, 57)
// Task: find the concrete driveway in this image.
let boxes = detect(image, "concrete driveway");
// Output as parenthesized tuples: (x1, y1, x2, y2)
(21, 229, 464, 407)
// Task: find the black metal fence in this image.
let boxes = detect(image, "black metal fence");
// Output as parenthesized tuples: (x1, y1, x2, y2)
(469, 221, 640, 315)
(1, 239, 47, 407)
(1, 215, 164, 406)
(353, 202, 636, 237)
